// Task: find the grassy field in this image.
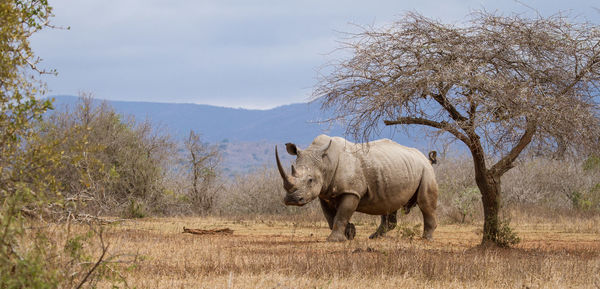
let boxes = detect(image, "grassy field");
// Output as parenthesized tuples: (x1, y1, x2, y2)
(103, 214, 600, 289)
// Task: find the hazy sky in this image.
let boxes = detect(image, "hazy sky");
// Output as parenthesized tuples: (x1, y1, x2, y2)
(31, 0, 600, 109)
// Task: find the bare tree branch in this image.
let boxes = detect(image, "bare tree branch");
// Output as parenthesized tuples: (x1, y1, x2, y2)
(384, 117, 471, 145)
(430, 84, 468, 123)
(75, 229, 108, 289)
(490, 121, 537, 177)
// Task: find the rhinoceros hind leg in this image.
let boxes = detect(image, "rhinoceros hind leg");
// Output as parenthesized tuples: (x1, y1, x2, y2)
(420, 209, 436, 241)
(345, 223, 356, 240)
(417, 179, 438, 240)
(369, 211, 397, 239)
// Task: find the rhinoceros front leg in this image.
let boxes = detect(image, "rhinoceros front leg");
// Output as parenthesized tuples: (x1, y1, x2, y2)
(320, 198, 356, 240)
(319, 198, 335, 229)
(326, 194, 359, 242)
(369, 211, 397, 239)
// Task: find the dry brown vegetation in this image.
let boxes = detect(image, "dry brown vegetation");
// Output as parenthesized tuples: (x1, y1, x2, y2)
(94, 213, 600, 289)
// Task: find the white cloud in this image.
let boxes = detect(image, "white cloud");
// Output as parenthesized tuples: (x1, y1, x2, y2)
(32, 0, 600, 109)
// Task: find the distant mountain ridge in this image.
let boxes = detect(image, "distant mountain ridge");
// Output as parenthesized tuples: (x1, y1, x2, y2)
(50, 95, 418, 146)
(49, 95, 426, 174)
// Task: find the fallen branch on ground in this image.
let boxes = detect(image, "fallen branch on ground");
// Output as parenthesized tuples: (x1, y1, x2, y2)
(182, 227, 233, 235)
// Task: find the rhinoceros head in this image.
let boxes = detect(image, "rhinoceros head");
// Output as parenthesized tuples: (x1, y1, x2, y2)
(275, 139, 333, 206)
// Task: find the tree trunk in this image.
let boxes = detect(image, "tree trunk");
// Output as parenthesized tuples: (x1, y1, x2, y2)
(476, 172, 501, 246)
(470, 145, 502, 246)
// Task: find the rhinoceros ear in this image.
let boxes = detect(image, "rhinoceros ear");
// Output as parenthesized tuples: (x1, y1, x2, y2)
(321, 139, 332, 158)
(285, 143, 299, 156)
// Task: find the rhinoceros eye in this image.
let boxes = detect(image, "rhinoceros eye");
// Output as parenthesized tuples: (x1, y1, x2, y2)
(308, 177, 314, 184)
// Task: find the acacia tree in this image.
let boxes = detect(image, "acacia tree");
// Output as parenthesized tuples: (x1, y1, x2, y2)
(316, 12, 600, 246)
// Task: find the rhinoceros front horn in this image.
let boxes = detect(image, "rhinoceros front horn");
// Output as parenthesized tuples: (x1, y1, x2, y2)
(275, 146, 294, 191)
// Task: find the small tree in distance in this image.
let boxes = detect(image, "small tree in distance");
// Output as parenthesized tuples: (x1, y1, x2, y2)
(185, 130, 221, 213)
(316, 11, 600, 246)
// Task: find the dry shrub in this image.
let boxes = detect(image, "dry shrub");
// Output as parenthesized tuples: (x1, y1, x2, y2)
(215, 167, 320, 217)
(40, 96, 176, 216)
(502, 157, 600, 212)
(183, 130, 221, 214)
(433, 154, 600, 224)
(208, 154, 599, 224)
(434, 155, 482, 223)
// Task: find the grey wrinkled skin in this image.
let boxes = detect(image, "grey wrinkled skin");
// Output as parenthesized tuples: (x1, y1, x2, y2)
(276, 135, 438, 242)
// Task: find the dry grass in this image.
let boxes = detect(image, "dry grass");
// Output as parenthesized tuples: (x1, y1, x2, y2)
(96, 214, 600, 289)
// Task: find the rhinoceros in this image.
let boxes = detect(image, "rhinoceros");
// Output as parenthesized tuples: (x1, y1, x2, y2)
(275, 134, 438, 242)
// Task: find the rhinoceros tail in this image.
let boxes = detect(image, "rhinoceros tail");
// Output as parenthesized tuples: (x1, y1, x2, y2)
(403, 186, 419, 215)
(428, 151, 437, 165)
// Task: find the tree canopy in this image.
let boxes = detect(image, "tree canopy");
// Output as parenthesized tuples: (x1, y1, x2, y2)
(318, 12, 600, 157)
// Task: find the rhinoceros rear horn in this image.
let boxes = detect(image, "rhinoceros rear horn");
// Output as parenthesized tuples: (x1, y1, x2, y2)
(275, 146, 294, 191)
(321, 139, 333, 157)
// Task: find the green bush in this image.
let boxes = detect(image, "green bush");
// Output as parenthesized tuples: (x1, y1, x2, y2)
(124, 199, 147, 218)
(0, 234, 59, 289)
(484, 217, 521, 248)
(568, 191, 593, 211)
(1, 2, 132, 287)
(397, 223, 421, 240)
(38, 96, 175, 216)
(452, 187, 480, 223)
(583, 155, 600, 172)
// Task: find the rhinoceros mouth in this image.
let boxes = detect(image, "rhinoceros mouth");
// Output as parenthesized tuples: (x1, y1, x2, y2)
(284, 201, 307, 206)
(284, 195, 307, 206)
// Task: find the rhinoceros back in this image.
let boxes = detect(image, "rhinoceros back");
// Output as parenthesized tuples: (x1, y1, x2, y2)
(348, 139, 432, 215)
